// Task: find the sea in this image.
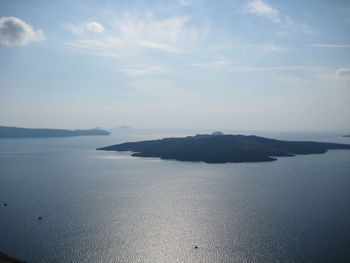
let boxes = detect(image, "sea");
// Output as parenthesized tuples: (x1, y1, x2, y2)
(0, 129, 350, 263)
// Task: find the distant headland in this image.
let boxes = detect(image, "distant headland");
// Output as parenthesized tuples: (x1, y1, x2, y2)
(0, 126, 110, 138)
(97, 132, 350, 163)
(344, 134, 350, 138)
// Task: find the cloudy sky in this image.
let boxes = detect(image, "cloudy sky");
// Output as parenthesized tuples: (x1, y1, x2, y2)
(0, 0, 349, 131)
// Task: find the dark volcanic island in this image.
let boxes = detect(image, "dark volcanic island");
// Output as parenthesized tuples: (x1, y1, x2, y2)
(97, 133, 350, 163)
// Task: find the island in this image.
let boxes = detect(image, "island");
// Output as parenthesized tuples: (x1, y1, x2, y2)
(344, 135, 350, 138)
(0, 126, 110, 138)
(97, 132, 350, 163)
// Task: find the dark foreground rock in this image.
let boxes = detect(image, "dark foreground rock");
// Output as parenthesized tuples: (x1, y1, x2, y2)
(97, 133, 350, 163)
(0, 251, 27, 263)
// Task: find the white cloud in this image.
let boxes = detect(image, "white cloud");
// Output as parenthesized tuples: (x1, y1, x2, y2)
(65, 24, 84, 36)
(242, 0, 280, 23)
(191, 58, 312, 73)
(336, 68, 350, 76)
(112, 14, 197, 45)
(0, 16, 45, 46)
(242, 1, 313, 35)
(137, 40, 185, 53)
(116, 64, 167, 76)
(309, 44, 350, 48)
(66, 38, 130, 57)
(277, 16, 314, 36)
(87, 22, 104, 33)
(228, 66, 311, 72)
(241, 44, 287, 52)
(66, 14, 201, 56)
(208, 43, 287, 53)
(66, 21, 105, 35)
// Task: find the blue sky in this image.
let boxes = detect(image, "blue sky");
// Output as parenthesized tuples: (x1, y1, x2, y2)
(0, 0, 349, 131)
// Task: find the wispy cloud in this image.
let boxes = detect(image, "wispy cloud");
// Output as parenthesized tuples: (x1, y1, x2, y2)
(238, 44, 287, 52)
(66, 14, 201, 56)
(309, 44, 350, 48)
(207, 43, 288, 54)
(242, 0, 313, 35)
(66, 39, 126, 57)
(116, 64, 167, 76)
(277, 16, 314, 36)
(65, 24, 84, 36)
(336, 68, 350, 76)
(66, 38, 185, 58)
(66, 21, 104, 36)
(0, 16, 45, 46)
(242, 0, 280, 23)
(87, 22, 104, 33)
(137, 40, 186, 53)
(192, 58, 313, 72)
(228, 66, 312, 72)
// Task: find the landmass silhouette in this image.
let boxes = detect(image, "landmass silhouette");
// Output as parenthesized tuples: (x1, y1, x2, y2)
(97, 132, 350, 163)
(0, 126, 110, 138)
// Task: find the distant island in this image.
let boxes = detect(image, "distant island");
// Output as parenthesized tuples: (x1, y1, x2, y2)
(0, 126, 110, 138)
(344, 135, 350, 138)
(97, 132, 350, 163)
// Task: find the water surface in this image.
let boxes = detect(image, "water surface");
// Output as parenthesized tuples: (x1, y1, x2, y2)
(1, 130, 349, 262)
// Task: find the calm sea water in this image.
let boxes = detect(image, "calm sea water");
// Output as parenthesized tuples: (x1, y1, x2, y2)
(0, 130, 350, 263)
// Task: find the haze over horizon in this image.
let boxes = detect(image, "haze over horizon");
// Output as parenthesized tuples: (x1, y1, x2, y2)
(1, 0, 350, 132)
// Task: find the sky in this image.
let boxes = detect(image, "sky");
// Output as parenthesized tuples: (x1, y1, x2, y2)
(0, 0, 349, 132)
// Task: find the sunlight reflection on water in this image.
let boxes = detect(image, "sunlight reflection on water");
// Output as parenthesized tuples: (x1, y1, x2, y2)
(0, 131, 350, 263)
